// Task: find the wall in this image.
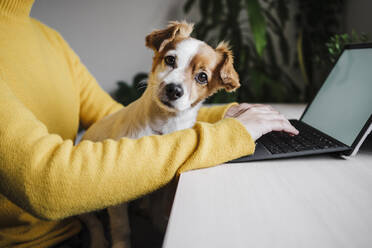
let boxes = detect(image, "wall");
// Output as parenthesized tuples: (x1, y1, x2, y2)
(344, 0, 372, 36)
(31, 0, 196, 93)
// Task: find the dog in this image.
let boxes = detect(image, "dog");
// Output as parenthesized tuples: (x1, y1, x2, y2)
(80, 21, 240, 248)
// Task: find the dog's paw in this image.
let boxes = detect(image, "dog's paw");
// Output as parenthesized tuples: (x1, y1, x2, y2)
(90, 237, 109, 248)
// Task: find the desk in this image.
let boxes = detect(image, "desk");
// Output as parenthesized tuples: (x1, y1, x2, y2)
(163, 104, 372, 248)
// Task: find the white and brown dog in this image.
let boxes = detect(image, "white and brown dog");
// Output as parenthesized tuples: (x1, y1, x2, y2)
(80, 21, 240, 248)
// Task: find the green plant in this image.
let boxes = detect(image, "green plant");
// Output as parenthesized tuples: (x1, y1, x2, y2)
(325, 31, 369, 64)
(112, 73, 148, 106)
(294, 0, 345, 100)
(184, 0, 300, 103)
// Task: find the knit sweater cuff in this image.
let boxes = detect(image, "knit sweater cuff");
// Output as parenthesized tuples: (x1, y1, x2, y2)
(178, 117, 255, 174)
(197, 102, 239, 123)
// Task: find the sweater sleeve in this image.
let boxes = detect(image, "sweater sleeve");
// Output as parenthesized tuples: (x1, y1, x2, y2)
(75, 62, 123, 128)
(0, 80, 255, 221)
(53, 31, 123, 129)
(197, 102, 239, 123)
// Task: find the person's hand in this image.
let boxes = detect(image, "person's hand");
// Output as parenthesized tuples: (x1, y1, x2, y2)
(225, 103, 299, 141)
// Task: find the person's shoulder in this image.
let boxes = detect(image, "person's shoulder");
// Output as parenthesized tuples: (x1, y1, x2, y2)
(29, 18, 67, 46)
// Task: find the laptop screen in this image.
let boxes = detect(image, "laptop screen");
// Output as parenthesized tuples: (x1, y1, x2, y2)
(301, 47, 372, 146)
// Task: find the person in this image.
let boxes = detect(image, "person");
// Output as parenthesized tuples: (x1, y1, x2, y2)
(0, 0, 298, 247)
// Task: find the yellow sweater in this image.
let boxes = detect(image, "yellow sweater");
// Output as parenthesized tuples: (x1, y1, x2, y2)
(0, 0, 255, 247)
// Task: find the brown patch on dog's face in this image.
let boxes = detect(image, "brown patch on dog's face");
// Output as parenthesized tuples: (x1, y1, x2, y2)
(150, 37, 186, 73)
(146, 21, 193, 53)
(185, 42, 240, 107)
(146, 21, 194, 76)
(186, 43, 219, 107)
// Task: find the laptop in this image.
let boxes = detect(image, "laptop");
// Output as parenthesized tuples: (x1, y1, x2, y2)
(231, 43, 372, 163)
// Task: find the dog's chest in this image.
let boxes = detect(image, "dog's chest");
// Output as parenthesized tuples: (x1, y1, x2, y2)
(158, 113, 197, 135)
(129, 108, 198, 139)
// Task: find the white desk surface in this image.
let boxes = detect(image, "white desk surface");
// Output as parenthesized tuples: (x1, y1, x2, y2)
(163, 104, 372, 248)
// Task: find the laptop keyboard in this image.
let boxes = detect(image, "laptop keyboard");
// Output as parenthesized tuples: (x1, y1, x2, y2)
(258, 121, 343, 154)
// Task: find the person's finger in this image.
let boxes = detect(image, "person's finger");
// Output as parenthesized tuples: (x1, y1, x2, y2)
(233, 104, 277, 115)
(234, 104, 267, 116)
(231, 105, 278, 118)
(238, 103, 253, 109)
(229, 107, 248, 118)
(227, 107, 241, 116)
(242, 108, 280, 117)
(225, 105, 244, 118)
(249, 104, 274, 111)
(237, 104, 270, 112)
(254, 113, 290, 122)
(269, 119, 299, 135)
(248, 105, 273, 111)
(269, 113, 291, 124)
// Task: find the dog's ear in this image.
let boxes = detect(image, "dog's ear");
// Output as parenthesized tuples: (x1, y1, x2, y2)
(215, 42, 240, 92)
(146, 21, 194, 52)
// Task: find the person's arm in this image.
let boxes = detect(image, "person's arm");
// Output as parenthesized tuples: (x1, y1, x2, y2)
(196, 103, 239, 123)
(49, 27, 123, 129)
(74, 60, 123, 128)
(0, 80, 255, 221)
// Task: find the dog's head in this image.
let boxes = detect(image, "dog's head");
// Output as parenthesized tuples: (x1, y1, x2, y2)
(146, 21, 240, 112)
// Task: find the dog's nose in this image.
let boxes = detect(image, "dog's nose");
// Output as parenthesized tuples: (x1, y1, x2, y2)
(165, 83, 184, 100)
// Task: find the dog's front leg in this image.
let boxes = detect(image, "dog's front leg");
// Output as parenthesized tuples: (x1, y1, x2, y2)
(108, 203, 131, 248)
(79, 213, 108, 248)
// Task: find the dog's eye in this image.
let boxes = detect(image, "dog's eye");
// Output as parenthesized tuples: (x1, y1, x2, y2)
(195, 72, 208, 84)
(164, 55, 176, 67)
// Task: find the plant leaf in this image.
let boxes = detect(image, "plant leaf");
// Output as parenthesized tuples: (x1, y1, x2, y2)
(279, 32, 290, 65)
(199, 0, 211, 17)
(277, 0, 289, 27)
(244, 0, 267, 56)
(266, 33, 277, 67)
(183, 0, 196, 14)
